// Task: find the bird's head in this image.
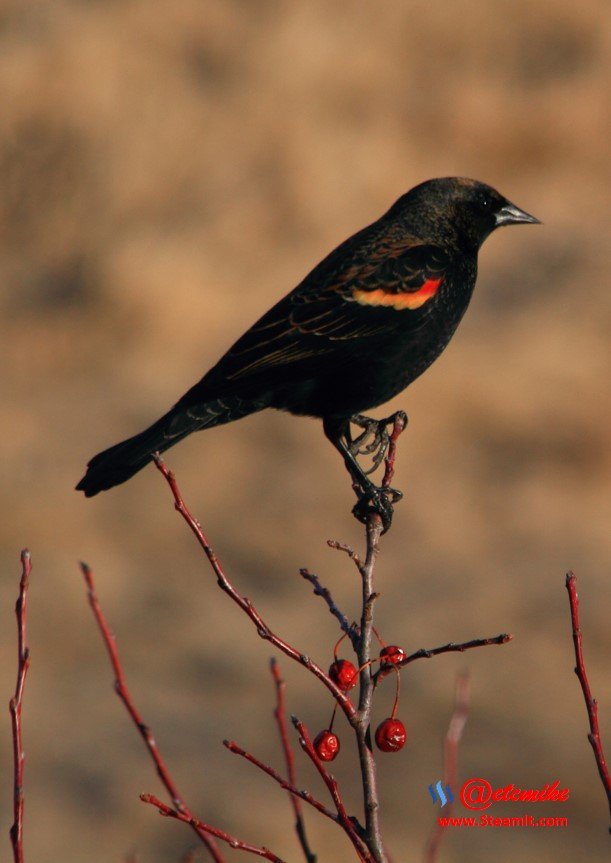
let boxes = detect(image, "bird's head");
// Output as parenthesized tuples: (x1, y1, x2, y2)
(396, 177, 540, 250)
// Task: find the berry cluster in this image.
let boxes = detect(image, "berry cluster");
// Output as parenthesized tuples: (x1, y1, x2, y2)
(313, 632, 407, 761)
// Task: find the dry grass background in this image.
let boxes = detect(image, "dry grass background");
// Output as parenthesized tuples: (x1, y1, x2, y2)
(0, 1, 610, 861)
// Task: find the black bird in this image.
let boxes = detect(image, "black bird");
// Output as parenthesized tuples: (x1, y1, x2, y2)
(76, 177, 539, 522)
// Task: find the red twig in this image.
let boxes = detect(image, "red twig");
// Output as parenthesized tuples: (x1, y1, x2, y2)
(9, 550, 32, 863)
(140, 794, 285, 862)
(424, 672, 471, 863)
(80, 562, 225, 863)
(270, 659, 317, 862)
(565, 572, 611, 829)
(224, 739, 335, 822)
(153, 454, 355, 721)
(151, 422, 412, 861)
(381, 412, 407, 488)
(292, 717, 375, 863)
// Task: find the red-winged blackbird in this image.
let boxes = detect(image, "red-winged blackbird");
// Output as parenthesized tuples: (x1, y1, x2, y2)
(77, 177, 539, 521)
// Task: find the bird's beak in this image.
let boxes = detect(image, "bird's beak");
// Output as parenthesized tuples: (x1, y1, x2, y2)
(495, 202, 541, 227)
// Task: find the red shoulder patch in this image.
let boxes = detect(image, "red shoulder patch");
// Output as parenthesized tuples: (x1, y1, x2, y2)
(351, 276, 443, 311)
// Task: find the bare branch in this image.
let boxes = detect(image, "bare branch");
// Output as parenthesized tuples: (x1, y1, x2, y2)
(224, 739, 335, 823)
(347, 411, 408, 863)
(565, 572, 611, 830)
(80, 562, 225, 862)
(140, 794, 286, 862)
(292, 717, 375, 863)
(299, 568, 356, 648)
(381, 411, 407, 488)
(153, 454, 356, 721)
(424, 672, 471, 863)
(353, 515, 385, 862)
(9, 550, 32, 863)
(395, 634, 512, 669)
(326, 540, 363, 570)
(270, 659, 317, 862)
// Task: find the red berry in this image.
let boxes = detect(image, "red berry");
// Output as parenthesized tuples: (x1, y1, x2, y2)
(375, 718, 407, 752)
(379, 645, 406, 666)
(313, 729, 341, 762)
(329, 659, 358, 691)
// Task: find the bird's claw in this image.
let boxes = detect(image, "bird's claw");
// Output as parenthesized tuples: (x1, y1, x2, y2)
(349, 415, 391, 474)
(349, 412, 407, 476)
(351, 485, 403, 534)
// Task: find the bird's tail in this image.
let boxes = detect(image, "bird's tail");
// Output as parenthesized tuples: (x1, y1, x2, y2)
(76, 395, 263, 497)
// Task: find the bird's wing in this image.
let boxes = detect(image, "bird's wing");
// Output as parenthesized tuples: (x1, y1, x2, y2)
(222, 241, 449, 374)
(291, 241, 449, 335)
(191, 240, 449, 392)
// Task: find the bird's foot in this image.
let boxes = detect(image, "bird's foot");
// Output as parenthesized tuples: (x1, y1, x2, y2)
(349, 411, 408, 476)
(352, 484, 403, 534)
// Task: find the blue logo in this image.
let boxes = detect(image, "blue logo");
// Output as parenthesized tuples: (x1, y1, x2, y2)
(428, 781, 454, 807)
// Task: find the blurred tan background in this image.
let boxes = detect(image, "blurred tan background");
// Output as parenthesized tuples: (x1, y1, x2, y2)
(1, 1, 609, 861)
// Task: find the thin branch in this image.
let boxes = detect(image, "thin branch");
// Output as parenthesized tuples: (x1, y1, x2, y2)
(424, 672, 471, 863)
(80, 562, 225, 863)
(152, 419, 409, 862)
(373, 633, 511, 688)
(404, 633, 512, 662)
(292, 717, 375, 863)
(224, 739, 335, 823)
(388, 634, 512, 674)
(565, 572, 611, 830)
(140, 794, 286, 862)
(353, 515, 385, 863)
(9, 549, 32, 863)
(326, 540, 363, 570)
(270, 659, 317, 862)
(351, 412, 406, 863)
(299, 568, 357, 649)
(153, 454, 356, 722)
(381, 411, 407, 488)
